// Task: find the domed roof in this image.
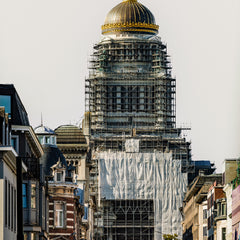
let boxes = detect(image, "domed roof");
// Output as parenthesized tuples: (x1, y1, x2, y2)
(34, 125, 55, 135)
(102, 0, 159, 35)
(55, 125, 86, 144)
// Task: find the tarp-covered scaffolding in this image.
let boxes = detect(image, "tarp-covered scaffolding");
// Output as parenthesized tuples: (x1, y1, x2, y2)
(97, 140, 188, 240)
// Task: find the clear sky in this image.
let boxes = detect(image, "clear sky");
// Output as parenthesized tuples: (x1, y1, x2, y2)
(0, 0, 239, 171)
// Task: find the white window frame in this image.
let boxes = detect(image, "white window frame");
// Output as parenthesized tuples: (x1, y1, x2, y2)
(54, 201, 65, 228)
(56, 209, 64, 228)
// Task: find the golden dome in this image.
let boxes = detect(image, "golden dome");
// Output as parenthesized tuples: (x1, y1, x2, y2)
(102, 0, 159, 35)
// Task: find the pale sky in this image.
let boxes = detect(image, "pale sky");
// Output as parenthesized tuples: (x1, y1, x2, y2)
(0, 0, 239, 171)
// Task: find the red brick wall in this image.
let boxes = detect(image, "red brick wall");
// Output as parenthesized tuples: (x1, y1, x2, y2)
(49, 196, 76, 237)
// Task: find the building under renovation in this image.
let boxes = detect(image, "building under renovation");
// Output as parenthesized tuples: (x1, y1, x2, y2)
(83, 0, 194, 239)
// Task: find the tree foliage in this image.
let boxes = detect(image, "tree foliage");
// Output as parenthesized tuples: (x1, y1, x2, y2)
(163, 233, 179, 240)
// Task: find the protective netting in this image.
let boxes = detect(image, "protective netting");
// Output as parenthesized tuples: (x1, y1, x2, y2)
(97, 140, 188, 239)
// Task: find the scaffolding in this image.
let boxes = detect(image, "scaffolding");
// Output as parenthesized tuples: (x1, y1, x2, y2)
(84, 38, 191, 153)
(93, 150, 189, 240)
(85, 38, 175, 133)
(84, 36, 193, 240)
(102, 199, 154, 240)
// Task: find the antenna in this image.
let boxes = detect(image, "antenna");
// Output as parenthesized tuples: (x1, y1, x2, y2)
(41, 112, 43, 126)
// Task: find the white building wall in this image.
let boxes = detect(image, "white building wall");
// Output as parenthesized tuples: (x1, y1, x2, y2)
(203, 202, 208, 240)
(0, 157, 17, 240)
(199, 202, 208, 240)
(216, 220, 227, 240)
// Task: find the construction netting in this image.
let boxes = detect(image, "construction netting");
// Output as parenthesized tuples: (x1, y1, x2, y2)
(97, 139, 187, 240)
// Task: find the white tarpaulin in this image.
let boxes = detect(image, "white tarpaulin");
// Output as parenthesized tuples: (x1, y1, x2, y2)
(97, 142, 188, 239)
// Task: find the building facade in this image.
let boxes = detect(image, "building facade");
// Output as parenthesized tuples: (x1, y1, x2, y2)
(232, 185, 240, 240)
(207, 183, 225, 240)
(0, 106, 19, 240)
(0, 84, 47, 240)
(223, 159, 238, 240)
(215, 198, 227, 240)
(48, 158, 83, 240)
(12, 125, 46, 240)
(182, 174, 222, 240)
(35, 125, 88, 240)
(55, 124, 89, 239)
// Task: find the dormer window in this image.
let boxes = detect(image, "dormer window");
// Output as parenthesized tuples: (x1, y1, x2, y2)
(55, 171, 64, 182)
(51, 158, 66, 183)
(45, 136, 50, 144)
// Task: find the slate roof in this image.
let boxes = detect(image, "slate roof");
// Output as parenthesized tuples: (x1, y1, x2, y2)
(40, 144, 67, 176)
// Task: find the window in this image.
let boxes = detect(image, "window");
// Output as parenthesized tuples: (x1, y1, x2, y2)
(222, 227, 226, 240)
(11, 185, 13, 230)
(45, 136, 50, 144)
(22, 183, 27, 208)
(0, 95, 11, 118)
(4, 180, 16, 232)
(222, 203, 226, 216)
(234, 229, 238, 240)
(56, 172, 63, 182)
(203, 226, 207, 236)
(83, 206, 88, 220)
(203, 209, 207, 219)
(217, 202, 221, 215)
(14, 189, 16, 232)
(31, 233, 37, 240)
(51, 136, 56, 145)
(5, 179, 7, 226)
(31, 183, 36, 209)
(8, 181, 10, 228)
(54, 202, 65, 228)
